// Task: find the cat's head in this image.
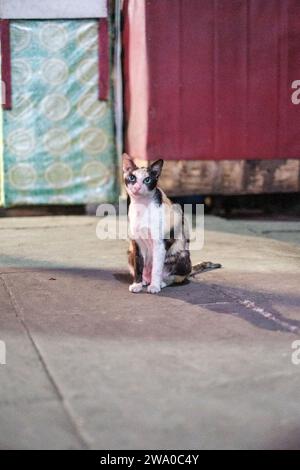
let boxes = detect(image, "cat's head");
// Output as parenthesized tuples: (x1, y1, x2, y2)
(122, 153, 164, 198)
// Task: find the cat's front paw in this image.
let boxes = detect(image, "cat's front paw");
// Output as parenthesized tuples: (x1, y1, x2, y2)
(129, 282, 143, 293)
(147, 284, 161, 294)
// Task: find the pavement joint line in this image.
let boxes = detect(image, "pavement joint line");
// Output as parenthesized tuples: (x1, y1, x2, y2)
(262, 230, 300, 234)
(0, 270, 48, 275)
(0, 273, 90, 450)
(0, 397, 65, 407)
(199, 301, 232, 306)
(0, 224, 96, 231)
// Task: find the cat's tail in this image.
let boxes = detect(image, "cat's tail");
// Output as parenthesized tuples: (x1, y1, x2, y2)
(189, 261, 222, 277)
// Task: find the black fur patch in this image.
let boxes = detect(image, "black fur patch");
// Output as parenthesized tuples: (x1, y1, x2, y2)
(165, 250, 192, 276)
(164, 227, 175, 251)
(164, 254, 177, 267)
(128, 241, 144, 283)
(124, 172, 136, 187)
(175, 251, 192, 276)
(153, 188, 162, 206)
(143, 173, 157, 191)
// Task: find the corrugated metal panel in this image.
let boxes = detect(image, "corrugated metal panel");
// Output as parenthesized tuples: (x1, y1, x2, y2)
(125, 0, 300, 161)
(287, 0, 300, 158)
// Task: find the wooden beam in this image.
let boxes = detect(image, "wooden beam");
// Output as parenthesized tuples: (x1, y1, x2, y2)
(134, 159, 300, 196)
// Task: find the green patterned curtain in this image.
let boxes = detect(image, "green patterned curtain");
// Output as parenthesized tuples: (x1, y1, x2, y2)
(3, 20, 116, 206)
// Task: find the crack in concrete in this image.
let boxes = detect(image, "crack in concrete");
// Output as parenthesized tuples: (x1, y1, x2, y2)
(237, 299, 299, 334)
(0, 274, 90, 450)
(209, 283, 300, 335)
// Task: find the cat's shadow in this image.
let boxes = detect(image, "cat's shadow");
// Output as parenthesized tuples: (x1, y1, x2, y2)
(113, 272, 190, 286)
(113, 272, 135, 284)
(113, 271, 300, 334)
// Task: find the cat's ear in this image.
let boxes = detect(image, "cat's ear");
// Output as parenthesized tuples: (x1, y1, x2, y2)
(122, 153, 137, 173)
(150, 159, 164, 179)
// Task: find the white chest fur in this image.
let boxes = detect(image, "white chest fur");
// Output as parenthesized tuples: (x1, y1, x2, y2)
(128, 199, 164, 242)
(128, 197, 168, 293)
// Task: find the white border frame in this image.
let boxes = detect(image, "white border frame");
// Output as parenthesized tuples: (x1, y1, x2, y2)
(0, 0, 107, 19)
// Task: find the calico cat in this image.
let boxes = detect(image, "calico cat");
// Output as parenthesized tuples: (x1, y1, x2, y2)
(123, 153, 221, 294)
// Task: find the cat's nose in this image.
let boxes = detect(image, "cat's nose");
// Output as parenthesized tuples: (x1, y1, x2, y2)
(132, 183, 142, 193)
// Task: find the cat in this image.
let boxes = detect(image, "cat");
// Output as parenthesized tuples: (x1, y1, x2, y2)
(123, 153, 221, 294)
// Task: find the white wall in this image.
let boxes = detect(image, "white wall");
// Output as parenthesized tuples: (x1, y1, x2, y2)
(0, 0, 107, 19)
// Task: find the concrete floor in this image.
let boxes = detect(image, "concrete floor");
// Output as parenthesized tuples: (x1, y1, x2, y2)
(0, 214, 300, 449)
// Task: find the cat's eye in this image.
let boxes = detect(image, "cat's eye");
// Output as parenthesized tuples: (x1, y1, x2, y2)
(144, 177, 151, 184)
(128, 174, 136, 182)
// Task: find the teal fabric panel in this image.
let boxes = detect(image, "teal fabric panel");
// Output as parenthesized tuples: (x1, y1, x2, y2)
(3, 20, 116, 206)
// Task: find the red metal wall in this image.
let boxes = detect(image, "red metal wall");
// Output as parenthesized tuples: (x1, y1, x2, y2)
(124, 0, 300, 161)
